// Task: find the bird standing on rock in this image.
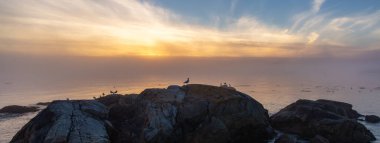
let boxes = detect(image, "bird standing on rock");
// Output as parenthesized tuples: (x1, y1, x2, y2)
(184, 78, 190, 85)
(110, 90, 117, 95)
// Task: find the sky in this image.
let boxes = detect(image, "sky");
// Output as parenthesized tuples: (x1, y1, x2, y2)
(0, 0, 380, 57)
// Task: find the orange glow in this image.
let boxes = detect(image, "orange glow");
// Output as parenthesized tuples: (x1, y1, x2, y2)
(0, 0, 315, 58)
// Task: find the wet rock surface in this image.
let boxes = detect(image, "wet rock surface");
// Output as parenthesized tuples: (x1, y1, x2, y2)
(0, 105, 39, 114)
(270, 99, 376, 143)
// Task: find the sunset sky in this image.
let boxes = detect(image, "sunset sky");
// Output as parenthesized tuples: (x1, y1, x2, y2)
(1, 0, 380, 57)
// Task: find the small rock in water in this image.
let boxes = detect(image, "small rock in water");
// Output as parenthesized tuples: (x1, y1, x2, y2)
(0, 105, 39, 114)
(365, 115, 380, 123)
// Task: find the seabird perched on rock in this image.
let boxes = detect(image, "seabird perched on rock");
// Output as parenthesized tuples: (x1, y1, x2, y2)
(110, 90, 118, 95)
(184, 78, 190, 85)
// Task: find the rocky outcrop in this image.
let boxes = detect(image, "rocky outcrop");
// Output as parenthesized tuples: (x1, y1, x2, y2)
(270, 99, 375, 143)
(11, 84, 274, 143)
(365, 115, 380, 123)
(107, 84, 275, 143)
(11, 100, 110, 143)
(0, 105, 39, 114)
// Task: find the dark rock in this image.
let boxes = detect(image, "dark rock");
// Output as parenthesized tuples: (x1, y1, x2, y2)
(310, 135, 329, 143)
(36, 102, 51, 106)
(11, 100, 110, 143)
(0, 105, 39, 114)
(315, 99, 361, 118)
(96, 94, 138, 107)
(12, 84, 274, 143)
(270, 99, 375, 143)
(365, 115, 380, 123)
(108, 84, 275, 143)
(274, 134, 297, 143)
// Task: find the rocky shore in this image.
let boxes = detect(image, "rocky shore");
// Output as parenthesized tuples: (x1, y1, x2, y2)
(8, 84, 379, 143)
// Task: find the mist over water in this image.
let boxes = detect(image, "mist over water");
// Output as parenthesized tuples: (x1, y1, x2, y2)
(1, 53, 380, 107)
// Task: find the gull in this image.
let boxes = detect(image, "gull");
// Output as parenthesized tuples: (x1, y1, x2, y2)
(184, 78, 190, 85)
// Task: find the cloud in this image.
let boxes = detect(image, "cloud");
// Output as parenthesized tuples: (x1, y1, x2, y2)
(313, 10, 380, 48)
(0, 0, 379, 58)
(0, 0, 311, 57)
(288, 0, 380, 56)
(307, 32, 319, 44)
(312, 0, 325, 13)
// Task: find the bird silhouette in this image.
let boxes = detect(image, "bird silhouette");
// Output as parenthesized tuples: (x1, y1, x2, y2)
(184, 78, 190, 84)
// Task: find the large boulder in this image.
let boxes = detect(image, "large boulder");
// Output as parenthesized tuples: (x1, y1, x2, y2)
(108, 84, 274, 143)
(0, 105, 39, 114)
(270, 99, 375, 143)
(11, 100, 110, 143)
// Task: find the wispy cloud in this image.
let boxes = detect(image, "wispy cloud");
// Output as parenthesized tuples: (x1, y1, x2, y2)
(289, 0, 380, 56)
(0, 0, 308, 57)
(229, 0, 239, 14)
(312, 0, 325, 13)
